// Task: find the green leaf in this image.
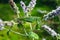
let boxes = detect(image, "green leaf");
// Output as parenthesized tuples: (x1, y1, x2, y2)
(7, 30, 10, 36)
(56, 34, 60, 40)
(20, 16, 41, 22)
(28, 32, 39, 39)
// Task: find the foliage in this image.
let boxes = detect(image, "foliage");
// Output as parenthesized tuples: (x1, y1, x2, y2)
(0, 0, 60, 40)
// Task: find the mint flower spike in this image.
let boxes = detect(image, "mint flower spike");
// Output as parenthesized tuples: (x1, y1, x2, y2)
(20, 1, 26, 11)
(42, 25, 58, 37)
(20, 1, 29, 17)
(0, 19, 5, 30)
(9, 0, 20, 18)
(44, 6, 60, 21)
(20, 0, 37, 17)
(5, 21, 13, 27)
(4, 20, 18, 26)
(27, 0, 36, 11)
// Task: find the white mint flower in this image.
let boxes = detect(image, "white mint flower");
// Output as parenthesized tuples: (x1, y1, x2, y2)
(0, 19, 5, 30)
(20, 1, 29, 13)
(4, 21, 13, 27)
(20, 0, 36, 17)
(7, 21, 13, 27)
(20, 1, 29, 17)
(28, 0, 36, 10)
(44, 6, 60, 20)
(42, 25, 57, 37)
(9, 0, 20, 14)
(20, 1, 26, 9)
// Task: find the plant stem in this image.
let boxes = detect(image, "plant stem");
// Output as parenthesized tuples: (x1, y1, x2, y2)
(30, 23, 32, 31)
(23, 28, 28, 36)
(17, 13, 20, 18)
(4, 27, 28, 37)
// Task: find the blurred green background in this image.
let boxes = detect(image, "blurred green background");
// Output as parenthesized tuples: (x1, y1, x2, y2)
(0, 0, 60, 40)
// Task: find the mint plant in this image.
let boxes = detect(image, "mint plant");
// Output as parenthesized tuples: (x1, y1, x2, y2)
(0, 0, 60, 40)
